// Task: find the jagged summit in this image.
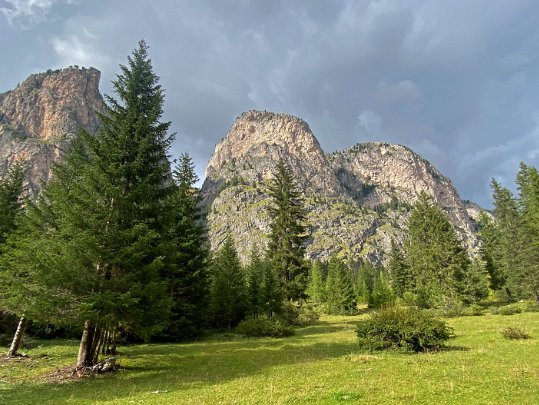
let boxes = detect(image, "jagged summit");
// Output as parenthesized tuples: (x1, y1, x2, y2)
(202, 110, 478, 262)
(0, 67, 105, 196)
(203, 110, 342, 197)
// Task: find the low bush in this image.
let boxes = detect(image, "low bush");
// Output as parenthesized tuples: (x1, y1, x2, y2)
(235, 317, 295, 338)
(356, 306, 454, 352)
(501, 327, 530, 340)
(280, 302, 320, 327)
(492, 304, 523, 316)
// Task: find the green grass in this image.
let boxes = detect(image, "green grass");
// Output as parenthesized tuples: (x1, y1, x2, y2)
(1, 312, 538, 404)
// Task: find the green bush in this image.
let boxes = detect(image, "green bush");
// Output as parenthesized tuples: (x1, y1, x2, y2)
(235, 317, 295, 338)
(492, 304, 523, 316)
(461, 304, 485, 317)
(279, 302, 320, 327)
(356, 306, 454, 352)
(501, 327, 530, 340)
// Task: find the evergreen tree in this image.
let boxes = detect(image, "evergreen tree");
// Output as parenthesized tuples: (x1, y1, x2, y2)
(267, 159, 308, 301)
(162, 153, 209, 340)
(0, 163, 25, 245)
(306, 260, 326, 304)
(403, 192, 469, 307)
(489, 179, 520, 299)
(515, 163, 539, 303)
(261, 260, 284, 318)
(325, 257, 356, 314)
(1, 41, 175, 366)
(459, 257, 489, 305)
(368, 270, 395, 309)
(246, 245, 265, 319)
(388, 239, 409, 297)
(0, 163, 27, 356)
(477, 211, 506, 291)
(210, 236, 247, 329)
(356, 260, 377, 304)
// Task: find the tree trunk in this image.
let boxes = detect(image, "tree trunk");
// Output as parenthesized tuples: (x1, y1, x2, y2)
(110, 328, 117, 355)
(7, 317, 27, 357)
(77, 321, 97, 367)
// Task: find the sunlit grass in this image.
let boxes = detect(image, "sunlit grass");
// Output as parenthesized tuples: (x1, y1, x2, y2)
(0, 312, 538, 404)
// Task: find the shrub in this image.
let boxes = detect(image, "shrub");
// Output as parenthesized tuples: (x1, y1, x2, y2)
(356, 306, 454, 352)
(493, 304, 523, 316)
(295, 305, 320, 327)
(461, 304, 484, 317)
(501, 327, 530, 340)
(235, 317, 295, 338)
(279, 302, 320, 327)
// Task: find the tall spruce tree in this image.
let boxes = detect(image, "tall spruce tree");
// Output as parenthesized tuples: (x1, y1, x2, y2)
(306, 260, 326, 304)
(388, 239, 409, 297)
(325, 257, 356, 314)
(210, 236, 247, 329)
(515, 163, 539, 303)
(162, 153, 209, 340)
(267, 159, 308, 301)
(477, 211, 506, 292)
(0, 163, 27, 357)
(1, 41, 175, 367)
(246, 245, 265, 319)
(403, 192, 469, 307)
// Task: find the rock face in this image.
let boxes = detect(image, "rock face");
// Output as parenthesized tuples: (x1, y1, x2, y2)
(0, 67, 105, 196)
(202, 111, 478, 263)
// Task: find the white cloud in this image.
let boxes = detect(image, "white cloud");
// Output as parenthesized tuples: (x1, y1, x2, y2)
(0, 0, 74, 27)
(51, 32, 112, 70)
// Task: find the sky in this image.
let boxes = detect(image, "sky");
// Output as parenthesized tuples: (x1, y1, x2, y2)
(1, 0, 539, 207)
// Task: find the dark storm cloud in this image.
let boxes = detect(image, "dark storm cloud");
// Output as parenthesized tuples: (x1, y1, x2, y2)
(1, 0, 539, 206)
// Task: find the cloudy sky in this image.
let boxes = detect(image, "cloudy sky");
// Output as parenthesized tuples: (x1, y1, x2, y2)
(2, 0, 539, 207)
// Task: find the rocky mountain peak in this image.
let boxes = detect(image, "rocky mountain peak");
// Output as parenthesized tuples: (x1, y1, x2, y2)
(203, 110, 342, 197)
(0, 67, 106, 196)
(0, 67, 104, 142)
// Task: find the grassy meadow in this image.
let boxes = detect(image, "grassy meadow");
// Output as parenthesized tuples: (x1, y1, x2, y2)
(1, 311, 538, 404)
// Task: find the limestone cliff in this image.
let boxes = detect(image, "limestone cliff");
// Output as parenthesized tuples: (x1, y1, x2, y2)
(0, 67, 105, 196)
(202, 111, 478, 263)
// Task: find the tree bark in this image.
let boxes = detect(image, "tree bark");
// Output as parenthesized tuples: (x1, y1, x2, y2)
(7, 317, 27, 357)
(77, 320, 97, 367)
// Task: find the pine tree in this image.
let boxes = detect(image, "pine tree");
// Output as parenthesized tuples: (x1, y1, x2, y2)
(0, 163, 25, 245)
(1, 41, 175, 367)
(261, 260, 284, 318)
(306, 260, 326, 304)
(210, 236, 247, 329)
(246, 245, 265, 319)
(163, 153, 209, 340)
(515, 163, 539, 303)
(325, 257, 355, 314)
(368, 270, 395, 309)
(403, 192, 469, 307)
(458, 257, 489, 305)
(267, 159, 308, 301)
(388, 239, 409, 297)
(489, 179, 520, 299)
(0, 163, 27, 357)
(477, 211, 506, 291)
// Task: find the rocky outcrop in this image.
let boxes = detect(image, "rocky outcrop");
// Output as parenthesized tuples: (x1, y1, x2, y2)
(202, 111, 478, 263)
(0, 67, 105, 196)
(329, 143, 476, 249)
(202, 111, 342, 204)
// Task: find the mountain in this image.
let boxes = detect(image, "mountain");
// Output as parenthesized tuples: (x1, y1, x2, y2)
(0, 68, 479, 265)
(0, 67, 105, 196)
(201, 111, 477, 264)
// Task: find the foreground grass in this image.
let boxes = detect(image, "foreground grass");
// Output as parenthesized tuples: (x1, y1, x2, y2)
(0, 312, 538, 404)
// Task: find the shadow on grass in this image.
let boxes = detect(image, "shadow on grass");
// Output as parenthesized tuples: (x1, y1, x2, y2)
(0, 333, 361, 403)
